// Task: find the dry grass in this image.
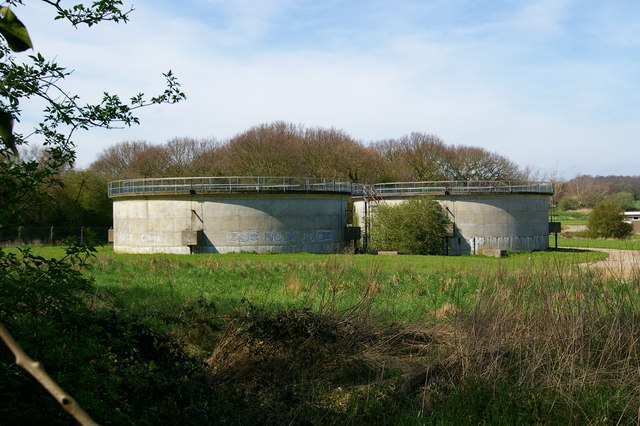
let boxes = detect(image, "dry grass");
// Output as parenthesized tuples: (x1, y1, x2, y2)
(200, 260, 640, 424)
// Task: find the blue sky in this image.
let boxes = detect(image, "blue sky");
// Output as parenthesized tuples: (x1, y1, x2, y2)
(16, 0, 640, 177)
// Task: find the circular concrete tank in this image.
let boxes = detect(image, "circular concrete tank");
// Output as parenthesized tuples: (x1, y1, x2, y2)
(109, 177, 352, 254)
(353, 181, 553, 255)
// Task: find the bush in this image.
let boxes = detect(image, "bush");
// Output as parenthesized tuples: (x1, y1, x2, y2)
(557, 196, 581, 211)
(587, 200, 634, 239)
(369, 196, 449, 255)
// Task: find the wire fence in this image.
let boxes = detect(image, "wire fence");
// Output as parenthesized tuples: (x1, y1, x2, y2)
(0, 226, 110, 246)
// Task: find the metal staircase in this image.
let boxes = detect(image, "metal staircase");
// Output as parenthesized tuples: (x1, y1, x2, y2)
(362, 185, 385, 252)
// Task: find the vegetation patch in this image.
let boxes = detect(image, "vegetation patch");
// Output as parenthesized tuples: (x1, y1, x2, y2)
(4, 247, 638, 424)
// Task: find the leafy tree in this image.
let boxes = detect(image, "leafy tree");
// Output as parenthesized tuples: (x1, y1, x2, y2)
(557, 196, 580, 211)
(587, 200, 633, 239)
(605, 191, 636, 211)
(370, 196, 449, 255)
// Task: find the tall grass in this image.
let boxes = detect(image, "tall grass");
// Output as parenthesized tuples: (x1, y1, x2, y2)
(417, 262, 640, 423)
(7, 245, 637, 423)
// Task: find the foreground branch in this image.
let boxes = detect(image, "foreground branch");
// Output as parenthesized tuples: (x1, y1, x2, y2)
(0, 322, 98, 425)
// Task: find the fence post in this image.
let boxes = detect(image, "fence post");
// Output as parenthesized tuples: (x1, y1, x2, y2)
(50, 226, 54, 245)
(80, 227, 84, 244)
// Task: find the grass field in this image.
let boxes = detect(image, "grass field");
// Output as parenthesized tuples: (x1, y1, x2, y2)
(13, 245, 611, 326)
(551, 209, 590, 225)
(551, 234, 640, 250)
(6, 245, 640, 424)
(82, 247, 606, 325)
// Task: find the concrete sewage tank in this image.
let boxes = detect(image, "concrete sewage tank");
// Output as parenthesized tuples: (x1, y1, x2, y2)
(109, 177, 352, 254)
(353, 181, 553, 255)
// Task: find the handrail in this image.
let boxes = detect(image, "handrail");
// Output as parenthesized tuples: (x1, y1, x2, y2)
(353, 181, 553, 196)
(109, 178, 553, 197)
(108, 176, 353, 197)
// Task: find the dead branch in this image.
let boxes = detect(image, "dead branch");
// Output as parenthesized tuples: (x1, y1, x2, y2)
(0, 322, 99, 425)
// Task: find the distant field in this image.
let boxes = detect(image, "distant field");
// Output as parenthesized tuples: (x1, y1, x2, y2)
(551, 209, 589, 226)
(552, 235, 640, 250)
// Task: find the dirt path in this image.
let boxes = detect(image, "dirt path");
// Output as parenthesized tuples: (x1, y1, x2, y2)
(568, 247, 640, 281)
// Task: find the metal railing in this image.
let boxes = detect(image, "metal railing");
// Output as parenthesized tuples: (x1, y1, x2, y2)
(354, 181, 553, 196)
(108, 176, 353, 197)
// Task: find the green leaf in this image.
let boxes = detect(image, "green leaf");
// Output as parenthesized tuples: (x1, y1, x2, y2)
(0, 7, 33, 52)
(0, 108, 18, 157)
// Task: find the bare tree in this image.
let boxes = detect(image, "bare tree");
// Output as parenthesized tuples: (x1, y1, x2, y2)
(396, 133, 448, 181)
(126, 146, 170, 178)
(441, 145, 523, 181)
(163, 137, 219, 176)
(225, 122, 305, 176)
(370, 138, 409, 182)
(89, 140, 152, 177)
(301, 127, 383, 182)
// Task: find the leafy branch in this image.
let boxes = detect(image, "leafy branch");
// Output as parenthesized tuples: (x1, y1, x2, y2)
(0, 2, 186, 229)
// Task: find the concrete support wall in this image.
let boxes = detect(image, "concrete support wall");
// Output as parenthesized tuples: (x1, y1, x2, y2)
(113, 193, 349, 254)
(354, 194, 550, 255)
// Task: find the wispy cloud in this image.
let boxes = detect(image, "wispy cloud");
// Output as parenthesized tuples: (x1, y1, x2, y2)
(10, 0, 640, 177)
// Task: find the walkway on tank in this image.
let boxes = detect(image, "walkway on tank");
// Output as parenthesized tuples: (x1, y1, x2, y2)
(352, 181, 553, 197)
(108, 176, 353, 197)
(109, 177, 553, 198)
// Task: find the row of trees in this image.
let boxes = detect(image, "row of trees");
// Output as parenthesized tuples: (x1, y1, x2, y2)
(11, 123, 526, 231)
(555, 175, 640, 210)
(89, 122, 526, 183)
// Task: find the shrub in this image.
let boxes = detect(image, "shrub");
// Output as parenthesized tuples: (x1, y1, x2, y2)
(587, 200, 634, 239)
(369, 196, 449, 255)
(557, 196, 581, 211)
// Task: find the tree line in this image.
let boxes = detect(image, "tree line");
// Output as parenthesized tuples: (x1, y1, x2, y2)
(555, 175, 640, 210)
(7, 121, 527, 233)
(90, 121, 525, 183)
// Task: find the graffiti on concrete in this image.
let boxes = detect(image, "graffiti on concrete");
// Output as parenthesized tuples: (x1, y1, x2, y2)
(141, 234, 161, 244)
(227, 230, 260, 243)
(316, 230, 333, 242)
(227, 229, 334, 245)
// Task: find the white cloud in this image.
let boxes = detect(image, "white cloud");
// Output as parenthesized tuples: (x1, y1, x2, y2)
(510, 0, 573, 34)
(9, 0, 640, 177)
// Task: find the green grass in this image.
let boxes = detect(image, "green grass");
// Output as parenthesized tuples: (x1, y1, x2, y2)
(78, 247, 605, 328)
(551, 209, 590, 226)
(15, 245, 607, 325)
(4, 244, 639, 424)
(551, 234, 640, 250)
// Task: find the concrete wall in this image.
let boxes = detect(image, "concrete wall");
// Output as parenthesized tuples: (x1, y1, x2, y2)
(354, 194, 550, 255)
(113, 193, 349, 254)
